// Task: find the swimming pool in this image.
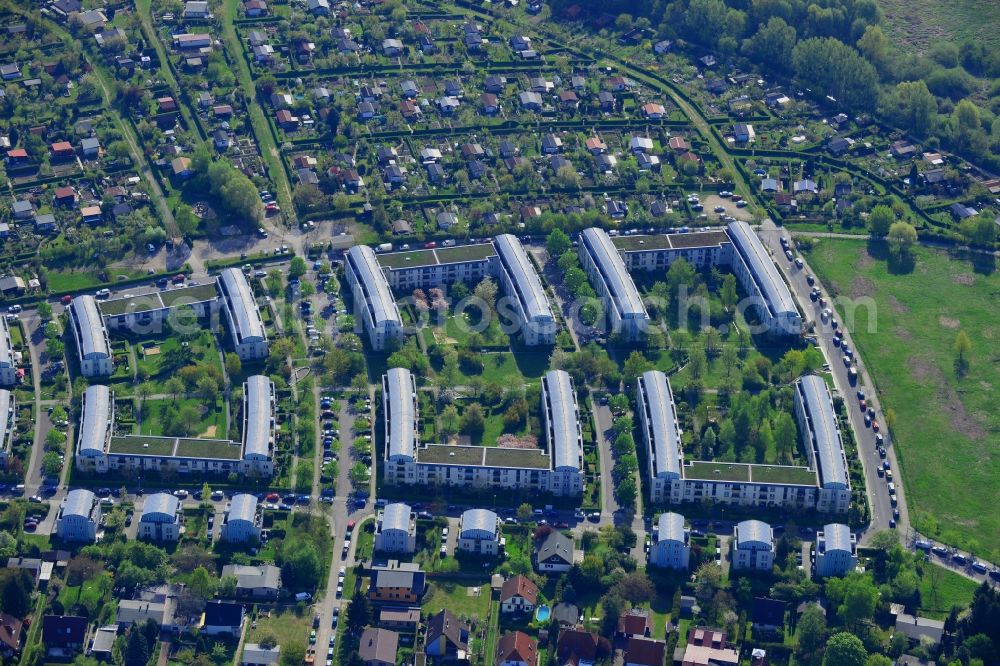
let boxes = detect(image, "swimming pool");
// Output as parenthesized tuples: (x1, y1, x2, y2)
(535, 604, 550, 622)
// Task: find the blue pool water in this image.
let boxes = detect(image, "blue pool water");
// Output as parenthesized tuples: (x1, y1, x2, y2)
(535, 604, 550, 622)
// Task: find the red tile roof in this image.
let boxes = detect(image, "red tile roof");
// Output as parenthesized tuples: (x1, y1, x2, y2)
(500, 575, 538, 605)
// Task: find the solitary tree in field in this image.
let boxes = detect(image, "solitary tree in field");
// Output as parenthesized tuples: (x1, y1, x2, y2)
(887, 221, 917, 261)
(954, 330, 972, 377)
(867, 205, 893, 237)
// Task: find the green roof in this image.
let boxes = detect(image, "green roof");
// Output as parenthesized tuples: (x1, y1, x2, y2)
(175, 438, 243, 460)
(749, 464, 817, 486)
(685, 461, 751, 481)
(100, 295, 162, 316)
(378, 243, 496, 270)
(417, 445, 485, 465)
(484, 447, 550, 469)
(379, 250, 438, 269)
(160, 282, 219, 307)
(108, 436, 176, 456)
(435, 243, 496, 263)
(612, 235, 672, 252)
(668, 230, 729, 249)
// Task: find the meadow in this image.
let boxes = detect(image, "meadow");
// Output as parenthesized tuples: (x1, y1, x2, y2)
(805, 237, 1000, 560)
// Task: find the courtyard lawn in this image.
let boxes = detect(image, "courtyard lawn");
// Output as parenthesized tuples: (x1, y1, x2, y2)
(805, 237, 1000, 560)
(138, 396, 227, 439)
(423, 580, 492, 621)
(134, 330, 223, 381)
(57, 574, 111, 613)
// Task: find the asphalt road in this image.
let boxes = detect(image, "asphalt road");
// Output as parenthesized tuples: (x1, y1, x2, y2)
(758, 220, 905, 544)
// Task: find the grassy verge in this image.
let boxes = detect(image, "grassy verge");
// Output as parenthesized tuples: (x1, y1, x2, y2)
(805, 237, 1000, 560)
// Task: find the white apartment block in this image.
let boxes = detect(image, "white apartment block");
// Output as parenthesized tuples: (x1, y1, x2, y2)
(650, 512, 690, 569)
(732, 520, 774, 571)
(578, 227, 648, 341)
(69, 295, 113, 377)
(375, 502, 416, 554)
(815, 523, 858, 577)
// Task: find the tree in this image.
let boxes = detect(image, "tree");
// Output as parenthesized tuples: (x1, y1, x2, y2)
(797, 604, 827, 659)
(720, 274, 738, 312)
(954, 330, 972, 377)
(881, 81, 937, 137)
(349, 462, 369, 486)
(774, 412, 797, 464)
(856, 25, 890, 72)
(867, 205, 894, 237)
(42, 451, 62, 478)
(959, 213, 998, 247)
(123, 626, 150, 666)
(186, 566, 217, 599)
(224, 352, 242, 377)
(516, 503, 533, 521)
(615, 477, 637, 508)
(37, 301, 53, 320)
(887, 221, 917, 260)
(460, 403, 485, 435)
(743, 17, 797, 72)
(792, 37, 880, 111)
(864, 656, 892, 666)
(823, 632, 867, 666)
(289, 257, 308, 279)
(546, 229, 571, 257)
(346, 590, 371, 630)
(473, 278, 498, 313)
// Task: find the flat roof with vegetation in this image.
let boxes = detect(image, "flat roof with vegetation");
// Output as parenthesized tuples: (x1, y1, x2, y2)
(685, 460, 750, 482)
(99, 282, 219, 316)
(685, 460, 818, 486)
(669, 230, 730, 249)
(484, 447, 550, 469)
(108, 435, 242, 460)
(612, 235, 673, 252)
(378, 242, 496, 270)
(417, 445, 486, 465)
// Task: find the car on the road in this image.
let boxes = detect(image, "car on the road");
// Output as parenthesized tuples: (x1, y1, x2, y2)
(952, 553, 968, 565)
(877, 467, 884, 478)
(588, 512, 600, 522)
(888, 519, 896, 528)
(810, 290, 819, 302)
(971, 561, 988, 574)
(864, 414, 872, 427)
(857, 390, 866, 401)
(173, 489, 188, 499)
(872, 420, 880, 432)
(794, 257, 804, 269)
(882, 460, 890, 471)
(713, 205, 725, 213)
(806, 275, 815, 285)
(931, 546, 949, 557)
(439, 544, 447, 556)
(784, 250, 794, 261)
(989, 569, 1000, 581)
(915, 540, 933, 551)
(859, 399, 867, 411)
(61, 294, 73, 305)
(878, 446, 886, 458)
(843, 355, 851, 367)
(875, 433, 884, 446)
(309, 631, 316, 645)
(336, 585, 343, 598)
(780, 237, 789, 249)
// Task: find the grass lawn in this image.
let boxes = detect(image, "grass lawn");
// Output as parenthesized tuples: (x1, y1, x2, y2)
(877, 0, 1000, 54)
(806, 238, 1000, 559)
(918, 562, 979, 619)
(247, 608, 311, 657)
(134, 330, 222, 381)
(57, 574, 110, 614)
(423, 580, 492, 621)
(138, 396, 227, 439)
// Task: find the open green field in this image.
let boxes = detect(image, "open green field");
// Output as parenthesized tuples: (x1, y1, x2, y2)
(805, 237, 1000, 559)
(878, 0, 1000, 54)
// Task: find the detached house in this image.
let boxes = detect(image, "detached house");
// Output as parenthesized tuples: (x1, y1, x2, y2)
(496, 632, 537, 666)
(425, 610, 469, 661)
(535, 531, 574, 573)
(500, 575, 538, 614)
